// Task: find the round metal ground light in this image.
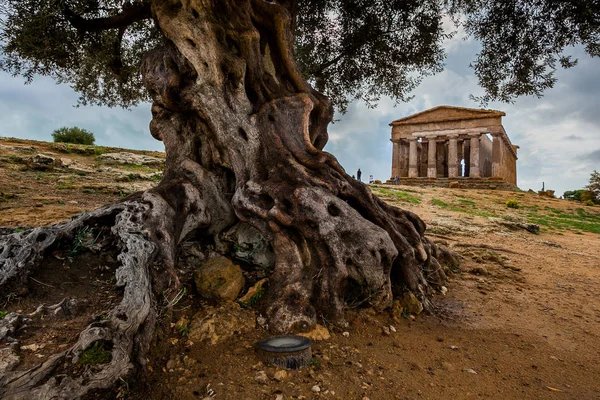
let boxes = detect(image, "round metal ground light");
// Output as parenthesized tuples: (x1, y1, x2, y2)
(256, 335, 313, 370)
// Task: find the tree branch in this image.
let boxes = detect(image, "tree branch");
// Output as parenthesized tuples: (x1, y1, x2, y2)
(63, 1, 152, 33)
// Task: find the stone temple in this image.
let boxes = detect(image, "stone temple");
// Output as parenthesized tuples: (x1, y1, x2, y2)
(388, 106, 519, 190)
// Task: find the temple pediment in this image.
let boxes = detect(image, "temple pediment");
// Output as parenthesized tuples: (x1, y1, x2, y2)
(390, 106, 505, 126)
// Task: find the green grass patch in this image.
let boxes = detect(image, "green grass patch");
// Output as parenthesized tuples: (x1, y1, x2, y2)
(458, 199, 477, 207)
(431, 199, 448, 207)
(55, 181, 74, 190)
(527, 207, 600, 234)
(372, 188, 422, 204)
(0, 311, 8, 319)
(430, 198, 497, 217)
(78, 341, 112, 365)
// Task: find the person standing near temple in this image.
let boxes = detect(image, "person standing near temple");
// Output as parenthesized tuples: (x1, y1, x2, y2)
(357, 168, 362, 181)
(394, 175, 399, 185)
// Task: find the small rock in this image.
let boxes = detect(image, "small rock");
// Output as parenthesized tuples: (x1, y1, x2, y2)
(389, 325, 397, 333)
(382, 327, 391, 336)
(166, 359, 178, 370)
(298, 324, 330, 341)
(449, 345, 459, 350)
(463, 368, 478, 374)
(441, 361, 454, 371)
(21, 343, 44, 352)
(470, 266, 489, 276)
(440, 286, 448, 296)
(400, 292, 423, 315)
(273, 369, 287, 382)
(275, 395, 284, 400)
(60, 157, 74, 167)
(342, 331, 350, 337)
(255, 370, 268, 385)
(311, 385, 321, 393)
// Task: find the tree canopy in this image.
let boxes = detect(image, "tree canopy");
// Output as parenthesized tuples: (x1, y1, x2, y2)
(1, 0, 599, 110)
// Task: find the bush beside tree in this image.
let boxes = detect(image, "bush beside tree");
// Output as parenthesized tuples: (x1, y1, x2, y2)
(586, 170, 600, 204)
(51, 127, 95, 145)
(563, 171, 600, 205)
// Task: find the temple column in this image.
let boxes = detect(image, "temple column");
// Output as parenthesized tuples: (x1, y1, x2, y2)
(492, 133, 502, 178)
(457, 139, 464, 176)
(391, 141, 399, 179)
(399, 141, 409, 177)
(448, 135, 459, 178)
(469, 134, 481, 178)
(427, 138, 437, 178)
(408, 138, 419, 177)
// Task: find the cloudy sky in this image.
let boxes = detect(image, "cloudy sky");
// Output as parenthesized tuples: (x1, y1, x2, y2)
(1, 29, 599, 196)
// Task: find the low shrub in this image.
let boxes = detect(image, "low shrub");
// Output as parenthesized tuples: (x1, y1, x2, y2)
(52, 126, 95, 145)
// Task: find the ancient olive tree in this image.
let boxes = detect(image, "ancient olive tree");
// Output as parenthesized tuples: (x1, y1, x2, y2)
(1, 0, 598, 397)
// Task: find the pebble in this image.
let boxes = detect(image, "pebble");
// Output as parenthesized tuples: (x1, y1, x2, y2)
(255, 370, 268, 385)
(463, 368, 478, 374)
(342, 331, 350, 337)
(382, 327, 391, 336)
(389, 325, 397, 333)
(441, 361, 455, 371)
(273, 369, 287, 382)
(311, 385, 321, 393)
(449, 345, 459, 350)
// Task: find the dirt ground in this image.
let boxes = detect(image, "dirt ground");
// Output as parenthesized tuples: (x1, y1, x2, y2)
(1, 137, 599, 399)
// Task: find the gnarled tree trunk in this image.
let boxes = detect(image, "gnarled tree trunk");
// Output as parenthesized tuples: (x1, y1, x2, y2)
(0, 0, 456, 397)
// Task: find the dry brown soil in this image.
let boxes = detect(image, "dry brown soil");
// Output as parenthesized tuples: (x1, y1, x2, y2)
(1, 137, 599, 400)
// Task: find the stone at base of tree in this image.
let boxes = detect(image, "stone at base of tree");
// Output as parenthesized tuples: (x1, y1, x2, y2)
(188, 304, 256, 345)
(217, 223, 274, 270)
(298, 324, 331, 341)
(239, 278, 268, 305)
(194, 256, 245, 302)
(390, 300, 404, 322)
(400, 292, 423, 315)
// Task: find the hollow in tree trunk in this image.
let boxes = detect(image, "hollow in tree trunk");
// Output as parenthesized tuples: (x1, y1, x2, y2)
(0, 1, 457, 397)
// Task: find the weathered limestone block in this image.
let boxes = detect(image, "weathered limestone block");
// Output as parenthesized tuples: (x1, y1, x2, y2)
(98, 152, 164, 166)
(27, 154, 62, 170)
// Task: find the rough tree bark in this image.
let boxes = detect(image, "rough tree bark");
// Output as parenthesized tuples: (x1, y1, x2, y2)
(0, 0, 456, 397)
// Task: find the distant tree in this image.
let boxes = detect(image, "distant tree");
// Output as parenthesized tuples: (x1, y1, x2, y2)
(586, 170, 600, 204)
(51, 126, 96, 145)
(0, 1, 599, 397)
